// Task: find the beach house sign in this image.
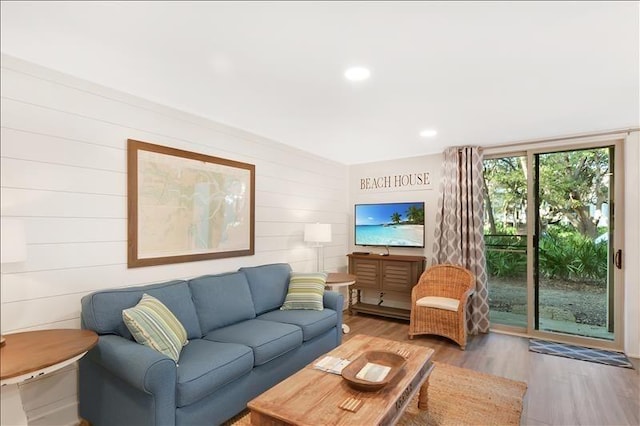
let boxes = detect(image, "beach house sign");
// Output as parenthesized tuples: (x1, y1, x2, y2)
(358, 171, 432, 192)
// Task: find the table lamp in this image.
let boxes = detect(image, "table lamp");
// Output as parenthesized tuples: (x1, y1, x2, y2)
(1, 218, 27, 346)
(304, 223, 332, 272)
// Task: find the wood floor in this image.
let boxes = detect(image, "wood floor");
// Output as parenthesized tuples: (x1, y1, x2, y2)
(342, 313, 640, 426)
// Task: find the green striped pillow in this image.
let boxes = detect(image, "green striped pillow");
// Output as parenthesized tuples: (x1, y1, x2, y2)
(280, 272, 327, 311)
(122, 293, 188, 362)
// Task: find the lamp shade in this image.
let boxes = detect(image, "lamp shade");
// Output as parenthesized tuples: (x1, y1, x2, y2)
(304, 223, 332, 243)
(1, 218, 27, 263)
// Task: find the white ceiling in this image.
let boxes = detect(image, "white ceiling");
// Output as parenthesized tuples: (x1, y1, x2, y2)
(1, 1, 639, 164)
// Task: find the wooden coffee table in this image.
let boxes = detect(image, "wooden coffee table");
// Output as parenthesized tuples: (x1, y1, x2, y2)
(248, 334, 434, 425)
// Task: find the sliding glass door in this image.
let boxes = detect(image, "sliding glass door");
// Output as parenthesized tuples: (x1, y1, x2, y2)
(484, 141, 624, 349)
(534, 147, 617, 341)
(483, 155, 528, 329)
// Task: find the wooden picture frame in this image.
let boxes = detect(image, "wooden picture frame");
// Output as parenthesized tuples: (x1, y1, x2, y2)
(127, 139, 255, 268)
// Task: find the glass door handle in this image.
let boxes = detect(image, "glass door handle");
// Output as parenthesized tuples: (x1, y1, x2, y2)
(614, 249, 622, 269)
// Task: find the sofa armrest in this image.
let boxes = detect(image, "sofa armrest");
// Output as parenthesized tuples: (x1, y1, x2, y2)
(86, 335, 177, 394)
(80, 335, 177, 426)
(323, 290, 343, 312)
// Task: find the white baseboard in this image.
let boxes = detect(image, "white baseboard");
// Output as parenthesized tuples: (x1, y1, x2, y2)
(27, 395, 79, 426)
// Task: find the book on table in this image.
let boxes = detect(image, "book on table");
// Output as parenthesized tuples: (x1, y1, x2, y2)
(314, 356, 351, 374)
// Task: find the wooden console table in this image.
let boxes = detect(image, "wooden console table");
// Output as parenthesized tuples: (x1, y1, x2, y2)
(1, 329, 98, 425)
(347, 253, 426, 320)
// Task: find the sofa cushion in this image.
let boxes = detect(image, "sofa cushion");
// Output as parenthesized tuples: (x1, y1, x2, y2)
(189, 272, 256, 333)
(204, 319, 302, 366)
(239, 263, 292, 315)
(122, 293, 188, 362)
(81, 280, 202, 340)
(176, 340, 253, 407)
(280, 272, 327, 311)
(257, 308, 337, 342)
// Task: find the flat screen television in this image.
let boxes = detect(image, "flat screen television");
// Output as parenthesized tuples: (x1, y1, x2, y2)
(354, 202, 425, 248)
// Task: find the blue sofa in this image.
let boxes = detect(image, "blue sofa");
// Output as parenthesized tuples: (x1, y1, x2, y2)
(79, 263, 343, 425)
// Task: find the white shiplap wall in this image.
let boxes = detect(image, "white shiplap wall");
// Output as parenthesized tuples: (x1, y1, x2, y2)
(0, 54, 349, 425)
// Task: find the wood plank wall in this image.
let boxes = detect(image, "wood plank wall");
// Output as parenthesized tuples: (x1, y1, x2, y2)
(0, 54, 349, 425)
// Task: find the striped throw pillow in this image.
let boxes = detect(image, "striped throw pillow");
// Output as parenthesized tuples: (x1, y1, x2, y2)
(280, 272, 327, 311)
(122, 293, 188, 362)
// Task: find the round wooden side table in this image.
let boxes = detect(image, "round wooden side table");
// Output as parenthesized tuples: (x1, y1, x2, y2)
(1, 329, 98, 425)
(326, 272, 357, 334)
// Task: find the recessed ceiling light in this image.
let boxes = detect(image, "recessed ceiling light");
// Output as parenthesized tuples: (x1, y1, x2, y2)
(419, 129, 438, 138)
(344, 67, 371, 81)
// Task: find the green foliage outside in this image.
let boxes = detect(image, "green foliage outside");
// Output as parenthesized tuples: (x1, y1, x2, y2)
(538, 226, 608, 283)
(485, 227, 527, 279)
(483, 148, 611, 286)
(485, 225, 608, 286)
(537, 150, 610, 238)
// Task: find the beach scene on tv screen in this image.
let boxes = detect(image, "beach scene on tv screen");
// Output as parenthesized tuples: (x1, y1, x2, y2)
(355, 202, 425, 247)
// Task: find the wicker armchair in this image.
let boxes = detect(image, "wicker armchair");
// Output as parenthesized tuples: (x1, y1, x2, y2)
(408, 264, 475, 350)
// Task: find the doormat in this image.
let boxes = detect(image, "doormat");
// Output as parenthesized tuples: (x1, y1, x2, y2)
(529, 339, 634, 369)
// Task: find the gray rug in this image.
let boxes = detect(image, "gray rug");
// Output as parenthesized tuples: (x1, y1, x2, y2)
(529, 339, 633, 369)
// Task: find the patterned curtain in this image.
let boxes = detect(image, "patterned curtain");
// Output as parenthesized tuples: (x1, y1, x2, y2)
(432, 146, 489, 334)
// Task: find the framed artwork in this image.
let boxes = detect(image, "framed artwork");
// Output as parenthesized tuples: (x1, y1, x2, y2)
(127, 139, 255, 268)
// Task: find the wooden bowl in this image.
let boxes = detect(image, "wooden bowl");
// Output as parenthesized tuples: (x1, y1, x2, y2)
(341, 350, 406, 392)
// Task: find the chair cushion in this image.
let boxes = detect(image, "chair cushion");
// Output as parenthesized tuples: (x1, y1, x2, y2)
(239, 263, 292, 315)
(189, 272, 256, 333)
(122, 293, 188, 362)
(280, 272, 327, 311)
(204, 319, 302, 366)
(257, 308, 337, 342)
(176, 340, 253, 407)
(416, 296, 460, 311)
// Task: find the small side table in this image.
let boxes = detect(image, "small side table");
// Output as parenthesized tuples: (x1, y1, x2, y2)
(326, 272, 357, 334)
(1, 329, 98, 425)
